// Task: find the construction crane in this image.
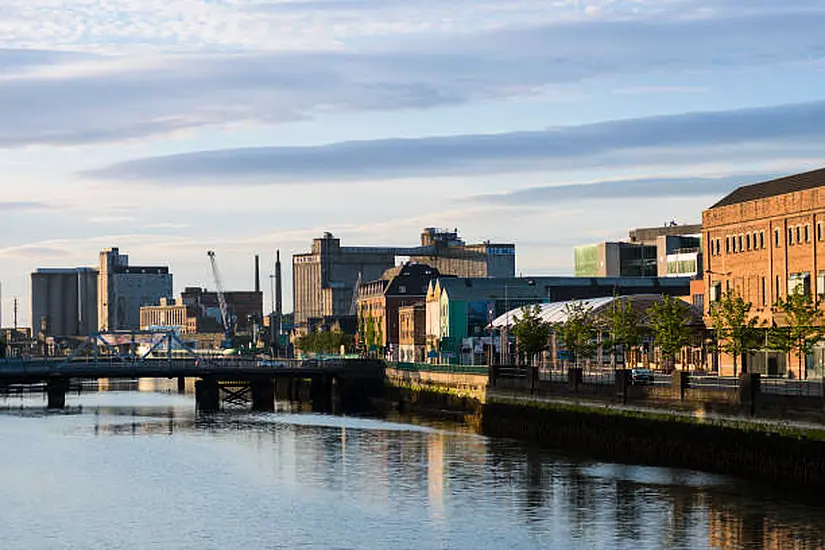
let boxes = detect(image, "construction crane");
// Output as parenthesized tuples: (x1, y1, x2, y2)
(207, 250, 234, 349)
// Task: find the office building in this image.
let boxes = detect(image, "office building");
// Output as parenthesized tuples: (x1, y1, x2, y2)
(575, 223, 701, 277)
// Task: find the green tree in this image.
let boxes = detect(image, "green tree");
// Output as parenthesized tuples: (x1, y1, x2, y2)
(770, 286, 825, 380)
(296, 330, 354, 355)
(556, 301, 597, 368)
(647, 295, 693, 371)
(511, 304, 552, 365)
(709, 291, 762, 376)
(598, 295, 644, 370)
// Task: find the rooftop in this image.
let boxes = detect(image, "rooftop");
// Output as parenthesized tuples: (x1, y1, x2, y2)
(710, 167, 825, 209)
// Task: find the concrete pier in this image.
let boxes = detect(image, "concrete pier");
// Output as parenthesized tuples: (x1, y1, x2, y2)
(251, 378, 275, 412)
(195, 378, 220, 412)
(46, 378, 68, 409)
(177, 376, 186, 394)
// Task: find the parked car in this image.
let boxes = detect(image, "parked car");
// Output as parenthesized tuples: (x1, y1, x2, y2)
(631, 368, 654, 385)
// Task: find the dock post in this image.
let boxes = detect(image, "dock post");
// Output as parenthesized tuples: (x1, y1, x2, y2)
(195, 377, 220, 412)
(46, 378, 68, 409)
(177, 376, 186, 394)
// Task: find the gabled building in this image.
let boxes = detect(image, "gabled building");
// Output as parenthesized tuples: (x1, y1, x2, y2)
(357, 263, 440, 359)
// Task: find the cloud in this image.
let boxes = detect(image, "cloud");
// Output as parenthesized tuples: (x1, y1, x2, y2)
(469, 174, 774, 205)
(2, 10, 825, 147)
(0, 201, 51, 212)
(83, 101, 825, 183)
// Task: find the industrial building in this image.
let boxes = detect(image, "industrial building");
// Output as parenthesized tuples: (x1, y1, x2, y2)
(180, 287, 263, 332)
(575, 223, 702, 278)
(703, 167, 825, 377)
(30, 268, 98, 338)
(98, 248, 173, 331)
(293, 228, 515, 331)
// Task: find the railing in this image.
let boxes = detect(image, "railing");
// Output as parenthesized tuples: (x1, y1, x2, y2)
(686, 375, 740, 391)
(388, 362, 489, 375)
(761, 376, 825, 398)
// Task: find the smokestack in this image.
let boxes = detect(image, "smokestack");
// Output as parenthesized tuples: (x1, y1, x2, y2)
(254, 255, 261, 293)
(275, 250, 282, 335)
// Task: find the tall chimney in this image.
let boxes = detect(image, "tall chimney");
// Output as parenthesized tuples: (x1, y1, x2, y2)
(254, 255, 261, 293)
(275, 250, 282, 335)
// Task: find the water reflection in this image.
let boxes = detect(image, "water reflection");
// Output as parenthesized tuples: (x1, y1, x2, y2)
(0, 390, 823, 549)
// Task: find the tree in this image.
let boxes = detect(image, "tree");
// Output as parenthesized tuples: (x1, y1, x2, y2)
(511, 304, 552, 365)
(296, 330, 354, 355)
(709, 291, 762, 376)
(598, 295, 644, 370)
(770, 286, 825, 380)
(555, 301, 597, 368)
(647, 295, 693, 371)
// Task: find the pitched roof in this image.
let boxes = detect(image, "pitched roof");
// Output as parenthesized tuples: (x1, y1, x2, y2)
(710, 167, 825, 209)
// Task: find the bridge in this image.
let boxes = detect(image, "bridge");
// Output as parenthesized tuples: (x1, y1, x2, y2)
(0, 330, 384, 411)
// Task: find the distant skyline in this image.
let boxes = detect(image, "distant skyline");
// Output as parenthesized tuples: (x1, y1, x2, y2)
(3, 0, 825, 326)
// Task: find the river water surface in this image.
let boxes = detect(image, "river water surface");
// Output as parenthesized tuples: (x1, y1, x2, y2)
(1, 382, 824, 550)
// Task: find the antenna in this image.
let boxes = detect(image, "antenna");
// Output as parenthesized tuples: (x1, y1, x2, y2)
(13, 297, 18, 329)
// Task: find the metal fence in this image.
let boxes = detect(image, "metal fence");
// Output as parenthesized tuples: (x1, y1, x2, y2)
(388, 362, 489, 376)
(686, 375, 740, 391)
(760, 376, 825, 398)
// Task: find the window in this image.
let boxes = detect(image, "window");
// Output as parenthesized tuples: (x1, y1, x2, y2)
(788, 272, 811, 296)
(761, 277, 766, 306)
(789, 227, 794, 245)
(819, 222, 823, 242)
(738, 234, 743, 252)
(760, 231, 765, 249)
(775, 228, 781, 247)
(717, 238, 722, 255)
(776, 275, 781, 300)
(796, 225, 802, 244)
(726, 237, 731, 253)
(746, 234, 751, 250)
(805, 225, 810, 243)
(725, 280, 730, 293)
(818, 271, 825, 300)
(710, 282, 722, 302)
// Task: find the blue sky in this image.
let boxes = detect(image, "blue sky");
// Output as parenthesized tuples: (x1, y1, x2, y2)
(2, 0, 825, 325)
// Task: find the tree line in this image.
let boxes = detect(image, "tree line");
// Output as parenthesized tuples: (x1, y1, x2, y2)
(510, 289, 825, 376)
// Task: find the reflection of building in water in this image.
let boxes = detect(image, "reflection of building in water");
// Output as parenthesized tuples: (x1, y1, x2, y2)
(427, 432, 445, 521)
(708, 506, 825, 550)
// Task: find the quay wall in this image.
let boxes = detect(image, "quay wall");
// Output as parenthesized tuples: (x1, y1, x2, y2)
(382, 366, 825, 494)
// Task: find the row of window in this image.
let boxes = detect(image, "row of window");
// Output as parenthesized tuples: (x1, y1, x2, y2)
(709, 222, 825, 256)
(709, 271, 825, 307)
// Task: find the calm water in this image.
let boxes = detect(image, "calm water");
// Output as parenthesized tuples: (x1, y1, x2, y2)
(1, 381, 824, 550)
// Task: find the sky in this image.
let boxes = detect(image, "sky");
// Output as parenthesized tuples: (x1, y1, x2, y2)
(2, 0, 825, 326)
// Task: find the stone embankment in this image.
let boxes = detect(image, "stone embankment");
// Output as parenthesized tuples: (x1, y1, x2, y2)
(382, 365, 825, 494)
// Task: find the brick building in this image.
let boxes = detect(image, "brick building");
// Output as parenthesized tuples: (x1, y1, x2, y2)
(398, 303, 426, 363)
(357, 263, 440, 359)
(703, 167, 825, 376)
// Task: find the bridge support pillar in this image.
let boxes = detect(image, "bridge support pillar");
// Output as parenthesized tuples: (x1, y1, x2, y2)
(177, 377, 186, 394)
(46, 378, 68, 409)
(195, 378, 220, 412)
(251, 378, 275, 412)
(310, 376, 331, 413)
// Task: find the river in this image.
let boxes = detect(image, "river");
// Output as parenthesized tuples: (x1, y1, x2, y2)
(0, 381, 823, 550)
